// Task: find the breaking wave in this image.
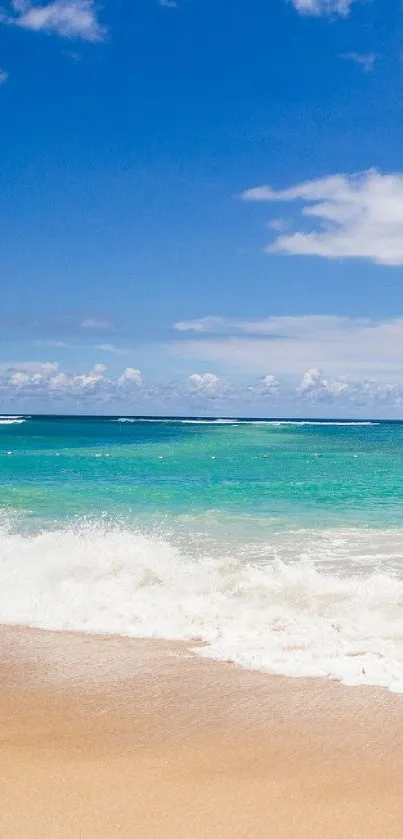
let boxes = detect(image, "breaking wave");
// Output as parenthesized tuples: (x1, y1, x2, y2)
(0, 416, 26, 425)
(1, 519, 403, 692)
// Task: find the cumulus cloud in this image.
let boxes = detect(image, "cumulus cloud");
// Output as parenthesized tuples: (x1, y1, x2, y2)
(188, 373, 224, 394)
(290, 0, 353, 15)
(0, 69, 8, 84)
(170, 314, 403, 380)
(5, 0, 104, 41)
(118, 367, 143, 386)
(2, 359, 403, 415)
(0, 362, 143, 404)
(296, 367, 349, 398)
(295, 368, 403, 409)
(254, 374, 280, 395)
(241, 169, 403, 266)
(187, 373, 281, 403)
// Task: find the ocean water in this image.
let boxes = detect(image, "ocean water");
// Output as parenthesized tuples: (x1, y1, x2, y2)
(1, 414, 403, 691)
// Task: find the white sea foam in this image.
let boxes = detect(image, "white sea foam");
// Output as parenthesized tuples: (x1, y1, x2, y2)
(113, 418, 377, 427)
(0, 416, 26, 425)
(1, 522, 403, 691)
(250, 420, 378, 427)
(180, 419, 239, 425)
(116, 418, 137, 423)
(115, 418, 240, 425)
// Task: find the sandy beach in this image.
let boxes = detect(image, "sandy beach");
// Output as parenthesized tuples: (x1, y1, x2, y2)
(0, 626, 402, 838)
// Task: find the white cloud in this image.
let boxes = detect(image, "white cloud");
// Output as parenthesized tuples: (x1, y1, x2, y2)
(341, 52, 376, 72)
(297, 367, 324, 395)
(118, 367, 143, 386)
(2, 359, 403, 416)
(268, 218, 289, 232)
(159, 0, 178, 7)
(34, 340, 129, 354)
(175, 317, 227, 334)
(80, 318, 113, 331)
(296, 367, 349, 398)
(34, 340, 70, 348)
(0, 362, 142, 402)
(188, 373, 222, 393)
(176, 314, 368, 337)
(290, 0, 353, 15)
(241, 169, 403, 265)
(295, 368, 403, 409)
(1, 361, 60, 373)
(255, 374, 280, 395)
(6, 0, 104, 41)
(95, 344, 130, 356)
(170, 315, 403, 380)
(0, 69, 8, 84)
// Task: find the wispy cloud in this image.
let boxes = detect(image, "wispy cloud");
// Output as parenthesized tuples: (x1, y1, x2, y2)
(290, 0, 354, 15)
(80, 318, 114, 331)
(34, 339, 70, 348)
(95, 344, 130, 356)
(268, 218, 289, 232)
(171, 315, 403, 381)
(241, 169, 403, 265)
(341, 52, 376, 72)
(175, 316, 232, 334)
(5, 0, 105, 41)
(34, 338, 131, 356)
(0, 68, 8, 84)
(159, 0, 178, 7)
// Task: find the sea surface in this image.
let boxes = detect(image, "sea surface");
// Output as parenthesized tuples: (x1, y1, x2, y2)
(1, 414, 403, 691)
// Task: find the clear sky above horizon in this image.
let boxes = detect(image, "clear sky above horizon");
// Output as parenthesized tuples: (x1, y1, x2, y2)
(2, 0, 403, 417)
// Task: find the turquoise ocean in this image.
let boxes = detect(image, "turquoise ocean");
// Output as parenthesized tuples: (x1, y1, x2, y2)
(1, 414, 403, 691)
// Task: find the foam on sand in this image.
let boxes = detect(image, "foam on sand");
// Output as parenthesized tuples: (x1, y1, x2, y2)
(1, 520, 403, 692)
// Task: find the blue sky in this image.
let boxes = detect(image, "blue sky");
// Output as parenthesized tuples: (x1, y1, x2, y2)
(2, 0, 403, 416)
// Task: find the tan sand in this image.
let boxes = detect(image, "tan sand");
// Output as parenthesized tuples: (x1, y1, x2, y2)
(1, 625, 403, 838)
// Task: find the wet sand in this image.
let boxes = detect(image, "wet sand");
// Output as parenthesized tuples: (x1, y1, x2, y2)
(1, 625, 403, 838)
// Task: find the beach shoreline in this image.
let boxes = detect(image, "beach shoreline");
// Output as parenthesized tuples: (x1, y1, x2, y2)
(1, 625, 403, 838)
